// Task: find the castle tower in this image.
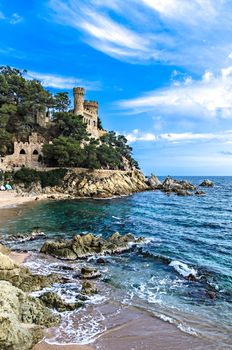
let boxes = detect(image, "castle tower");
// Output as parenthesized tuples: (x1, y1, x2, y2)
(84, 100, 98, 117)
(73, 87, 85, 116)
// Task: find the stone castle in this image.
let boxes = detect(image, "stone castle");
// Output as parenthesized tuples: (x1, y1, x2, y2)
(73, 87, 105, 139)
(0, 87, 106, 170)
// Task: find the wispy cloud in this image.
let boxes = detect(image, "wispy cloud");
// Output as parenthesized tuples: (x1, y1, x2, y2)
(0, 10, 23, 24)
(9, 13, 23, 25)
(124, 129, 232, 144)
(118, 67, 232, 119)
(26, 71, 101, 91)
(47, 0, 232, 70)
(125, 129, 156, 143)
(0, 11, 5, 20)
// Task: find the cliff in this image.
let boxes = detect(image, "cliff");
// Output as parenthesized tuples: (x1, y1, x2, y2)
(16, 168, 150, 198)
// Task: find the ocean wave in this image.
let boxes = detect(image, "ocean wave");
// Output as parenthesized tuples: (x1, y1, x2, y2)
(169, 260, 198, 278)
(46, 309, 106, 345)
(112, 216, 121, 220)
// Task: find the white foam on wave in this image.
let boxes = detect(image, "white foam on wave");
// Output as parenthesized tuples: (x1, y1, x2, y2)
(159, 314, 198, 336)
(112, 216, 121, 220)
(46, 309, 106, 345)
(177, 323, 198, 336)
(30, 282, 82, 303)
(169, 260, 197, 278)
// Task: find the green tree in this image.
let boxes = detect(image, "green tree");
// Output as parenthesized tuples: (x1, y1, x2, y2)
(42, 136, 85, 167)
(54, 92, 70, 112)
(53, 112, 90, 141)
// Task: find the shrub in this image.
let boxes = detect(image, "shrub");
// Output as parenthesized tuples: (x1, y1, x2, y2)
(13, 167, 68, 188)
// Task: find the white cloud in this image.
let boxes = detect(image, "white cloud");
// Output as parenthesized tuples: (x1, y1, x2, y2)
(125, 129, 156, 143)
(47, 0, 232, 70)
(26, 71, 101, 90)
(118, 67, 232, 119)
(159, 130, 232, 143)
(0, 10, 23, 24)
(10, 13, 23, 24)
(124, 129, 232, 144)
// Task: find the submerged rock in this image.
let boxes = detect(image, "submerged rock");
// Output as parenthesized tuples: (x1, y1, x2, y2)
(39, 292, 82, 312)
(81, 281, 98, 295)
(195, 189, 206, 196)
(0, 230, 46, 244)
(80, 266, 101, 279)
(40, 232, 144, 260)
(0, 280, 60, 350)
(199, 179, 214, 187)
(96, 257, 108, 264)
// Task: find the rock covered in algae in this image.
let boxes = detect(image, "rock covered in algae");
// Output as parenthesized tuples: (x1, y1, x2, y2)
(0, 280, 60, 350)
(39, 291, 82, 312)
(40, 232, 144, 260)
(0, 251, 61, 292)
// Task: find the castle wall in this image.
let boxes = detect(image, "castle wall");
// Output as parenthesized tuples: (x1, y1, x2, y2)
(0, 133, 44, 170)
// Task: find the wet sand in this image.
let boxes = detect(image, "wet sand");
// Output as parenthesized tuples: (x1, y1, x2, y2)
(33, 343, 93, 350)
(9, 251, 30, 264)
(32, 303, 215, 350)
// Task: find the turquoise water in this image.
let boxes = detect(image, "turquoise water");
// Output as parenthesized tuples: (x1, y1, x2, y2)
(1, 176, 232, 348)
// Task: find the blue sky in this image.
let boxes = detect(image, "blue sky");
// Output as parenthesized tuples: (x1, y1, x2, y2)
(1, 0, 232, 175)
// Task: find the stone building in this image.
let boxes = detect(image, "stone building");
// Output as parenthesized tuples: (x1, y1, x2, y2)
(73, 87, 106, 139)
(0, 87, 107, 171)
(0, 133, 44, 170)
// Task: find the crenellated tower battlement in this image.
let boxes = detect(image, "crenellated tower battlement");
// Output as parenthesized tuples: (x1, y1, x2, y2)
(73, 87, 105, 139)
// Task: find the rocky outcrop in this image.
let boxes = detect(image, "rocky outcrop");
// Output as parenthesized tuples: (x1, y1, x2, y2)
(39, 292, 82, 312)
(147, 174, 162, 188)
(0, 251, 61, 292)
(0, 280, 60, 350)
(148, 175, 207, 196)
(16, 168, 150, 199)
(0, 230, 46, 244)
(40, 232, 144, 260)
(80, 266, 101, 279)
(199, 179, 214, 187)
(0, 242, 11, 255)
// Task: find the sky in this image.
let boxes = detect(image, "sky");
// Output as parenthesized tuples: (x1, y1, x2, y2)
(1, 0, 232, 175)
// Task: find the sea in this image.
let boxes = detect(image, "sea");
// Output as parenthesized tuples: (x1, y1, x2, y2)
(0, 176, 232, 349)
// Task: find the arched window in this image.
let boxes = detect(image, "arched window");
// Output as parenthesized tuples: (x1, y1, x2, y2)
(20, 149, 26, 155)
(33, 150, 39, 155)
(93, 121, 96, 127)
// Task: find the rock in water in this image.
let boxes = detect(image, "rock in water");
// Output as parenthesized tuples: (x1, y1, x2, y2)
(40, 232, 144, 260)
(199, 179, 214, 187)
(80, 266, 101, 279)
(147, 174, 162, 189)
(158, 176, 196, 196)
(81, 281, 98, 295)
(0, 280, 60, 350)
(39, 292, 82, 312)
(0, 230, 46, 244)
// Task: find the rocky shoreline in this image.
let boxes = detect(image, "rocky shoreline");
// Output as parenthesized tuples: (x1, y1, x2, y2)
(0, 232, 147, 350)
(13, 168, 214, 200)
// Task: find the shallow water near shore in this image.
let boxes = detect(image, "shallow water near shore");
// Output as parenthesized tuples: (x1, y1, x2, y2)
(1, 176, 232, 349)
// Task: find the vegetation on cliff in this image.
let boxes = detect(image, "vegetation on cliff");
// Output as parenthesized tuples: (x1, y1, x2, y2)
(0, 65, 138, 170)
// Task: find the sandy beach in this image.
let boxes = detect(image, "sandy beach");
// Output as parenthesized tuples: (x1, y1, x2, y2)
(0, 190, 39, 209)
